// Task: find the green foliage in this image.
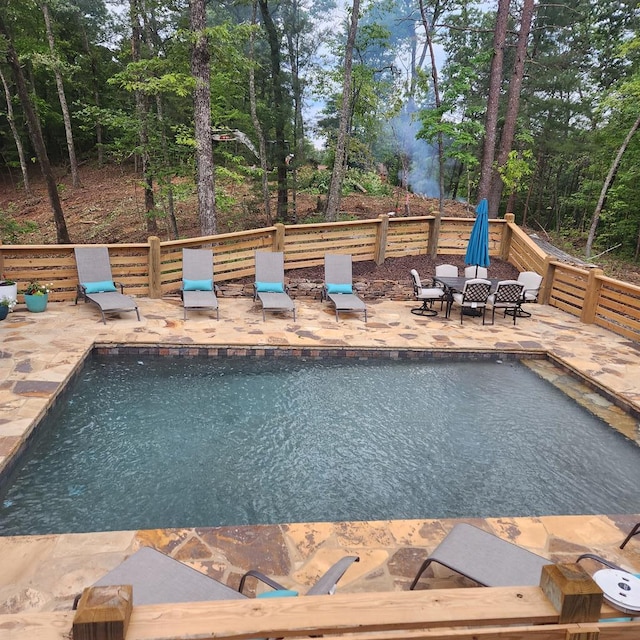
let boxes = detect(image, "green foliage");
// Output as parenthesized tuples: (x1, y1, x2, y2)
(0, 207, 38, 243)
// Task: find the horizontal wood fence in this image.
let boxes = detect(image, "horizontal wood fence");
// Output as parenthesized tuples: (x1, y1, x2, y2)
(6, 575, 640, 640)
(1, 213, 639, 342)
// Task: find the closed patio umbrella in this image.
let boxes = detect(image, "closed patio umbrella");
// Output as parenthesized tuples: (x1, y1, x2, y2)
(465, 198, 490, 277)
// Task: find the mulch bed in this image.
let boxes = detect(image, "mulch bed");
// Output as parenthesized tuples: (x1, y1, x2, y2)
(288, 254, 519, 284)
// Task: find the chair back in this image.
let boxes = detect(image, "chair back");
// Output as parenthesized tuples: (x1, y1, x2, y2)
(410, 269, 422, 294)
(517, 271, 542, 301)
(465, 265, 488, 278)
(255, 251, 285, 284)
(435, 264, 458, 277)
(324, 253, 353, 286)
(74, 247, 114, 283)
(493, 280, 524, 304)
(462, 278, 491, 303)
(183, 248, 214, 281)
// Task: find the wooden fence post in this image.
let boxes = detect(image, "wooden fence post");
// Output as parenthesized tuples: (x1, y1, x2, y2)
(72, 585, 133, 640)
(540, 563, 603, 625)
(148, 236, 162, 299)
(580, 267, 604, 324)
(427, 215, 440, 257)
(501, 213, 515, 261)
(273, 223, 285, 252)
(539, 255, 554, 305)
(374, 214, 389, 265)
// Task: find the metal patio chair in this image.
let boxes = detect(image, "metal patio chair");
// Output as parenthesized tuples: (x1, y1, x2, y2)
(487, 279, 525, 325)
(449, 278, 492, 324)
(410, 269, 446, 316)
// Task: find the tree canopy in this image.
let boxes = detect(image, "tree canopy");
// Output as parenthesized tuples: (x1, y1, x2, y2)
(1, 0, 639, 259)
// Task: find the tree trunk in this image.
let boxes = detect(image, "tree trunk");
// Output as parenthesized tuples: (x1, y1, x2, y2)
(325, 0, 360, 222)
(130, 0, 158, 233)
(250, 0, 271, 225)
(0, 15, 70, 243)
(419, 0, 444, 256)
(0, 68, 31, 195)
(190, 0, 216, 236)
(585, 114, 640, 257)
(259, 0, 288, 221)
(477, 0, 510, 203)
(42, 2, 80, 188)
(489, 0, 536, 214)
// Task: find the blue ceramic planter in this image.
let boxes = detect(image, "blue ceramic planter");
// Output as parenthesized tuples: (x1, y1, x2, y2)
(0, 305, 8, 320)
(24, 293, 48, 313)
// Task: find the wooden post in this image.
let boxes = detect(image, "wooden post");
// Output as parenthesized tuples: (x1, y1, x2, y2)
(540, 563, 603, 624)
(374, 214, 389, 265)
(539, 255, 554, 305)
(273, 223, 285, 253)
(501, 213, 515, 261)
(148, 236, 162, 299)
(580, 267, 604, 324)
(72, 585, 133, 640)
(427, 215, 440, 257)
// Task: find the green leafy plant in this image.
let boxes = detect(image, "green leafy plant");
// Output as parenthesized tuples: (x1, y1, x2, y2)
(0, 296, 16, 309)
(23, 282, 51, 296)
(0, 273, 16, 286)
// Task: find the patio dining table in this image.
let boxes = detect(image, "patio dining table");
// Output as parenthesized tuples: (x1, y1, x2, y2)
(435, 276, 501, 318)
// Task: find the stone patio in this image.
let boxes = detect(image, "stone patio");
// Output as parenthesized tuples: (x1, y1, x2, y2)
(0, 294, 639, 614)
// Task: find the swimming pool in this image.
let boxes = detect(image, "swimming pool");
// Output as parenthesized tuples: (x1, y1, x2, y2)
(0, 353, 638, 535)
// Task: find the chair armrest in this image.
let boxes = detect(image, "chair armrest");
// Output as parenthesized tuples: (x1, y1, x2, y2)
(238, 569, 287, 595)
(113, 281, 125, 293)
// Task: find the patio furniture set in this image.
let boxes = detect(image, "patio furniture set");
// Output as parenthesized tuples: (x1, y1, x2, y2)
(410, 263, 543, 325)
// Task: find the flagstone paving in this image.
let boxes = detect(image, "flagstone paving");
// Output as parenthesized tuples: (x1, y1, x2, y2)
(0, 295, 639, 614)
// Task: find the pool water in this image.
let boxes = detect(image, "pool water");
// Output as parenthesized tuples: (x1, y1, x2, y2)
(1, 355, 638, 535)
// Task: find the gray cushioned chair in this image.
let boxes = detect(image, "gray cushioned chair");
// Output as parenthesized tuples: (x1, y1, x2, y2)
(322, 253, 367, 322)
(74, 246, 140, 324)
(254, 251, 296, 321)
(181, 248, 219, 320)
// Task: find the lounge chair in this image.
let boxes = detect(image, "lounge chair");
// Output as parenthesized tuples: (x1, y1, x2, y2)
(486, 279, 525, 325)
(410, 269, 446, 316)
(409, 523, 552, 590)
(74, 246, 140, 324)
(254, 251, 296, 321)
(621, 522, 640, 549)
(409, 524, 638, 613)
(322, 253, 367, 322)
(73, 546, 358, 607)
(448, 278, 492, 324)
(181, 248, 219, 320)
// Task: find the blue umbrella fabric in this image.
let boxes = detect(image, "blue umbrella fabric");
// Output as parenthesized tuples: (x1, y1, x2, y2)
(465, 198, 490, 277)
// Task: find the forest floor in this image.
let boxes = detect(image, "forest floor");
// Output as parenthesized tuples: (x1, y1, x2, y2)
(1, 162, 639, 285)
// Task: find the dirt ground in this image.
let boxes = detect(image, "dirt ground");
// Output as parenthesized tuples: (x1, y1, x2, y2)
(1, 163, 638, 285)
(0, 163, 472, 245)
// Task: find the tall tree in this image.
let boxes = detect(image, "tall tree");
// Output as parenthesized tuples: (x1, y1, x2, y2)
(41, 1, 80, 187)
(0, 11, 70, 243)
(488, 0, 536, 214)
(477, 0, 509, 203)
(258, 0, 289, 221)
(325, 0, 360, 221)
(0, 68, 31, 195)
(190, 0, 217, 235)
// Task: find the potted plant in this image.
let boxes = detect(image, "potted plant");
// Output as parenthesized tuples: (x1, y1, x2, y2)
(0, 296, 15, 320)
(23, 281, 51, 313)
(0, 275, 18, 310)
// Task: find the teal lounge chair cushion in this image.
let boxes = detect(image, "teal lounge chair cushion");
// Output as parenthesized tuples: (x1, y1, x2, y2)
(183, 278, 213, 291)
(256, 281, 285, 293)
(326, 283, 353, 294)
(82, 280, 117, 293)
(257, 589, 298, 598)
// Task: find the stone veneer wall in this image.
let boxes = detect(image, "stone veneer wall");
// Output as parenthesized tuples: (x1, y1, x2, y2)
(216, 280, 413, 301)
